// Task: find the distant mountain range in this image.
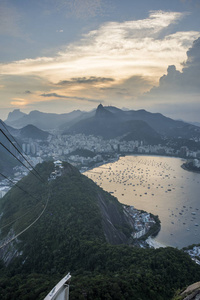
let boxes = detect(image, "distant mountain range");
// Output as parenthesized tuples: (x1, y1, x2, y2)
(64, 104, 200, 142)
(15, 124, 49, 141)
(189, 121, 200, 128)
(0, 120, 50, 174)
(5, 105, 200, 141)
(65, 104, 161, 143)
(5, 109, 87, 131)
(1, 121, 50, 143)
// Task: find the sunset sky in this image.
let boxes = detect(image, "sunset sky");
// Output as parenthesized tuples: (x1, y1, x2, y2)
(0, 0, 200, 122)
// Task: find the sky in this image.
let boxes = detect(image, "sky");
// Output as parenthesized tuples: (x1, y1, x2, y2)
(0, 0, 200, 122)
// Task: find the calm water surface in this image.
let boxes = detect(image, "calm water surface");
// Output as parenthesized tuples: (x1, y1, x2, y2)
(85, 155, 200, 249)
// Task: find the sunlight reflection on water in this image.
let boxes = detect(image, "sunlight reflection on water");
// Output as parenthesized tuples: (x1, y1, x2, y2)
(85, 155, 200, 248)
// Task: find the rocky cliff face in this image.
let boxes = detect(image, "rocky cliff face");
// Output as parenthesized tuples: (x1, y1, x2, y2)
(173, 282, 200, 300)
(0, 229, 20, 265)
(97, 193, 132, 244)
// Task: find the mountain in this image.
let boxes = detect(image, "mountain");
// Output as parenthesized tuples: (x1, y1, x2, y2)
(0, 121, 20, 174)
(5, 109, 85, 130)
(95, 103, 115, 118)
(1, 121, 49, 149)
(17, 124, 50, 140)
(0, 161, 200, 299)
(189, 121, 200, 128)
(0, 120, 17, 146)
(0, 161, 135, 262)
(105, 106, 200, 139)
(0, 150, 19, 176)
(64, 105, 200, 140)
(0, 121, 49, 175)
(6, 106, 200, 139)
(64, 104, 161, 143)
(6, 109, 26, 123)
(58, 109, 96, 131)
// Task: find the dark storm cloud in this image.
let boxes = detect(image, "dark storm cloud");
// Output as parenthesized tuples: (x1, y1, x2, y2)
(140, 37, 200, 122)
(146, 37, 200, 95)
(56, 76, 115, 86)
(184, 37, 200, 67)
(40, 92, 102, 103)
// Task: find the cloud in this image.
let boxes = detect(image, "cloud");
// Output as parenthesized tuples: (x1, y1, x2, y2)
(10, 98, 28, 106)
(41, 92, 69, 98)
(145, 37, 200, 96)
(0, 74, 51, 97)
(0, 10, 198, 87)
(57, 76, 114, 85)
(140, 37, 200, 121)
(0, 10, 199, 118)
(40, 92, 102, 103)
(100, 75, 154, 99)
(178, 35, 200, 71)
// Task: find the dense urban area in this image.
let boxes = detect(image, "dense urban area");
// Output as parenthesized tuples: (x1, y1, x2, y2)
(185, 245, 200, 265)
(1, 133, 200, 199)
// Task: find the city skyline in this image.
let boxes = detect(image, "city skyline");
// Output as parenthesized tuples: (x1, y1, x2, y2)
(0, 0, 200, 122)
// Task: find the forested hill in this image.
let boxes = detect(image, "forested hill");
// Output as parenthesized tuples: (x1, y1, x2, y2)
(0, 161, 200, 299)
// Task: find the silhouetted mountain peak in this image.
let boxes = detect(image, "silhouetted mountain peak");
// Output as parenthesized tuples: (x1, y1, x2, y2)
(19, 124, 50, 140)
(95, 104, 114, 119)
(97, 104, 103, 109)
(28, 110, 40, 116)
(6, 109, 26, 122)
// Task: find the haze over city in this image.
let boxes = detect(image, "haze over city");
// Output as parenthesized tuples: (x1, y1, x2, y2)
(0, 0, 200, 122)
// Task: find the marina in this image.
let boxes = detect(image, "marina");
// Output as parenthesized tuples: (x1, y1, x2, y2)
(85, 155, 200, 249)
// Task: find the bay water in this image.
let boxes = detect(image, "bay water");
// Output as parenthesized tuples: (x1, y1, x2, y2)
(85, 155, 200, 249)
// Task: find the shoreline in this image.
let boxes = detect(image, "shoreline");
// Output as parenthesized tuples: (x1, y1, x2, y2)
(84, 155, 200, 249)
(146, 236, 167, 249)
(181, 163, 200, 174)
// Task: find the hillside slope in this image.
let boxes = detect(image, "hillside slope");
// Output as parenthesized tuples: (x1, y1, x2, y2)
(105, 106, 200, 139)
(0, 161, 133, 267)
(64, 104, 200, 140)
(65, 104, 161, 143)
(0, 150, 19, 176)
(0, 161, 200, 300)
(0, 121, 20, 174)
(18, 124, 50, 140)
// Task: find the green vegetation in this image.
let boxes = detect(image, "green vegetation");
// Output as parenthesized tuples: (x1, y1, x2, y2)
(0, 161, 200, 300)
(182, 161, 200, 173)
(138, 213, 161, 241)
